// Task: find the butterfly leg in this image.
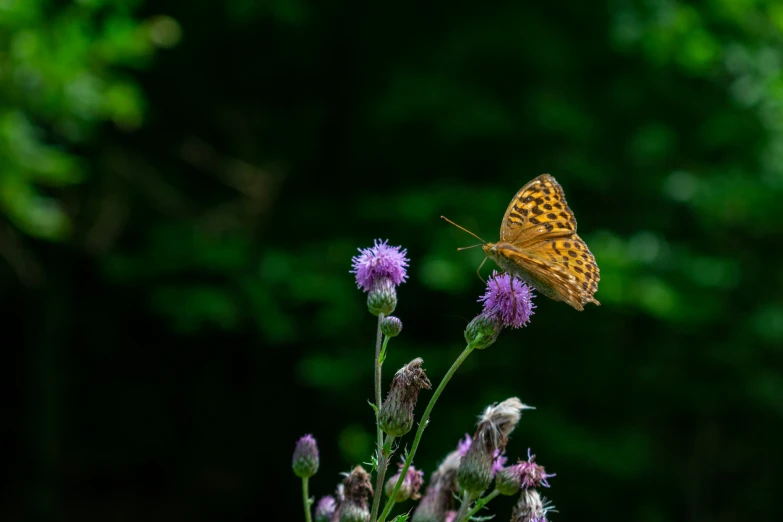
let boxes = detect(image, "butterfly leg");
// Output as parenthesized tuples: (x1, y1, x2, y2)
(475, 257, 488, 283)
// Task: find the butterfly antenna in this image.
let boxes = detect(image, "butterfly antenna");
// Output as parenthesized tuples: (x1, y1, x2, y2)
(440, 216, 486, 244)
(457, 243, 483, 251)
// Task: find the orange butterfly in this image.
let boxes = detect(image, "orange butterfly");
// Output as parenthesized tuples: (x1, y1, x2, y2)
(444, 174, 600, 311)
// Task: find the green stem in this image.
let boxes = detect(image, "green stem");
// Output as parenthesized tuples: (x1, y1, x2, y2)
(370, 434, 395, 522)
(461, 489, 501, 521)
(302, 477, 312, 522)
(454, 491, 474, 522)
(374, 313, 385, 449)
(371, 313, 385, 522)
(377, 336, 482, 522)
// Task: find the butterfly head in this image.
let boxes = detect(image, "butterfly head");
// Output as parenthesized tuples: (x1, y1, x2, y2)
(482, 242, 497, 256)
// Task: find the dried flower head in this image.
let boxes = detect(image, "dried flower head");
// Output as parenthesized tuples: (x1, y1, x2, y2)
(458, 398, 530, 495)
(351, 239, 409, 292)
(385, 459, 425, 502)
(380, 315, 403, 337)
(478, 397, 532, 451)
(314, 495, 336, 522)
(292, 434, 319, 478)
(511, 489, 555, 522)
(337, 466, 373, 522)
(379, 358, 432, 437)
(479, 271, 535, 328)
(411, 450, 461, 522)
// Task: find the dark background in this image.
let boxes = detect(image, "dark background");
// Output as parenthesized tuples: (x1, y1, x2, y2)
(2, 1, 782, 521)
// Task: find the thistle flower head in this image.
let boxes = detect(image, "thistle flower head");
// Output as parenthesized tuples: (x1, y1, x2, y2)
(292, 434, 319, 478)
(385, 459, 425, 502)
(379, 358, 432, 437)
(511, 489, 556, 522)
(351, 239, 409, 292)
(314, 495, 336, 522)
(338, 466, 373, 522)
(496, 450, 554, 496)
(380, 316, 403, 337)
(479, 271, 535, 328)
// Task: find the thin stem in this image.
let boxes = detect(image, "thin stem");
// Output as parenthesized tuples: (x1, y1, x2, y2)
(374, 313, 385, 448)
(454, 491, 474, 522)
(371, 313, 385, 522)
(301, 477, 312, 522)
(377, 336, 482, 522)
(462, 489, 501, 521)
(370, 434, 395, 522)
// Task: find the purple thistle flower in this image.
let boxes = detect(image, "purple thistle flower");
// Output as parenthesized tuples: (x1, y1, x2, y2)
(314, 495, 336, 522)
(493, 451, 508, 476)
(350, 239, 409, 292)
(479, 271, 535, 328)
(457, 433, 471, 456)
(520, 448, 556, 489)
(385, 458, 425, 502)
(496, 449, 555, 496)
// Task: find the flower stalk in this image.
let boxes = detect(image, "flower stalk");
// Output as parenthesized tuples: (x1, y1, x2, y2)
(302, 477, 313, 522)
(377, 336, 482, 522)
(461, 489, 501, 521)
(370, 434, 394, 522)
(372, 312, 385, 520)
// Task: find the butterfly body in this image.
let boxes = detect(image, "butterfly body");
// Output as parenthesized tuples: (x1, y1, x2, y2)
(484, 174, 601, 311)
(482, 242, 572, 304)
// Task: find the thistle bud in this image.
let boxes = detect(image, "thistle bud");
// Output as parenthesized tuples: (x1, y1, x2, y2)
(464, 312, 502, 349)
(379, 358, 432, 437)
(457, 398, 529, 495)
(511, 489, 554, 522)
(338, 466, 373, 522)
(367, 277, 397, 316)
(457, 437, 495, 495)
(314, 495, 336, 522)
(380, 316, 403, 337)
(496, 466, 522, 496)
(384, 460, 424, 502)
(292, 434, 319, 478)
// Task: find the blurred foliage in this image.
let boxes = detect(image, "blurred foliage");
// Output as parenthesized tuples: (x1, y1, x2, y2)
(0, 0, 179, 239)
(2, 0, 782, 521)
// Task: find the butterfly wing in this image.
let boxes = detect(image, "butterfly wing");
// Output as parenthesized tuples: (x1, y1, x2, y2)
(495, 174, 600, 310)
(500, 238, 600, 311)
(499, 174, 576, 244)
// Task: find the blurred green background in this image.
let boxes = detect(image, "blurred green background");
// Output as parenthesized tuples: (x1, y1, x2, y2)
(2, 0, 782, 520)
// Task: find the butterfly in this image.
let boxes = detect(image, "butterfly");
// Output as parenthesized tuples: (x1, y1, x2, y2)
(444, 174, 600, 311)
